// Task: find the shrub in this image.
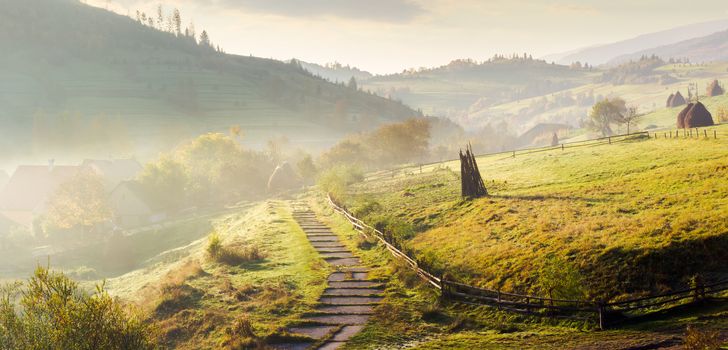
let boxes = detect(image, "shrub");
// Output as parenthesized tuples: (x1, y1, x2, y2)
(0, 266, 157, 350)
(317, 165, 364, 199)
(207, 232, 265, 265)
(215, 245, 265, 266)
(207, 232, 223, 258)
(716, 106, 728, 123)
(535, 255, 587, 302)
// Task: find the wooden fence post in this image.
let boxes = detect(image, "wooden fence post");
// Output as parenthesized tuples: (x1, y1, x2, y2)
(561, 144, 564, 151)
(715, 130, 718, 139)
(598, 302, 606, 330)
(608, 136, 611, 144)
(704, 130, 707, 138)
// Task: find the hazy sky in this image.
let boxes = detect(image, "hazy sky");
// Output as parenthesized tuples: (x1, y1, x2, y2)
(89, 0, 728, 74)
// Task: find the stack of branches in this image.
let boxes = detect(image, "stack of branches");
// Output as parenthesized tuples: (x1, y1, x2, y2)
(460, 143, 487, 198)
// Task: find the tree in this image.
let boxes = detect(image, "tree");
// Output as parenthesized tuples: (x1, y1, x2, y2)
(621, 105, 642, 134)
(156, 5, 163, 28)
(536, 255, 587, 302)
(137, 155, 189, 211)
(199, 30, 210, 47)
(43, 170, 111, 235)
(0, 266, 157, 349)
(348, 76, 358, 91)
(586, 98, 626, 136)
(172, 9, 181, 36)
(296, 154, 318, 184)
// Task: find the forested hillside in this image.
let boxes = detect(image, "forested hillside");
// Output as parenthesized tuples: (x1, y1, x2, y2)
(0, 0, 420, 164)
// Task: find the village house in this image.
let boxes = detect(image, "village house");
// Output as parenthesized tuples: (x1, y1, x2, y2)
(81, 159, 143, 191)
(108, 180, 167, 229)
(0, 161, 80, 230)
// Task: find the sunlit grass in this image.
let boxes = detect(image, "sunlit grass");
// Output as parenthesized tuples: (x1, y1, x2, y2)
(341, 124, 728, 300)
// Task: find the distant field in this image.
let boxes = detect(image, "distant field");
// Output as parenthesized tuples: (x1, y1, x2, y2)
(467, 62, 728, 134)
(339, 123, 728, 300)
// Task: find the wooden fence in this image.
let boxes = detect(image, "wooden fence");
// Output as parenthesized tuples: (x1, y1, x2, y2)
(371, 125, 724, 181)
(327, 194, 728, 329)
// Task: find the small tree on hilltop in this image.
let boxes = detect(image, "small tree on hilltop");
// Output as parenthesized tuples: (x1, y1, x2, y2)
(586, 98, 626, 136)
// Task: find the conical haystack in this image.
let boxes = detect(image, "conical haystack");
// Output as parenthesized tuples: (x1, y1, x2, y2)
(707, 80, 724, 97)
(665, 93, 674, 107)
(267, 162, 302, 192)
(669, 91, 686, 107)
(677, 103, 694, 128)
(459, 144, 487, 198)
(550, 132, 559, 147)
(684, 102, 714, 128)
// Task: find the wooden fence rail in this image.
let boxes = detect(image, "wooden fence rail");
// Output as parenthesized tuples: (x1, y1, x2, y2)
(327, 194, 728, 329)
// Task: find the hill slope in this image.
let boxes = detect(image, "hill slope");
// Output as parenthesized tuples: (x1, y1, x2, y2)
(544, 19, 728, 66)
(362, 57, 595, 119)
(338, 126, 728, 300)
(0, 0, 419, 164)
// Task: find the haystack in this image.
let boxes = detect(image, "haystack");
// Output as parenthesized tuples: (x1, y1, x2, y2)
(684, 102, 714, 128)
(668, 91, 686, 107)
(550, 132, 559, 147)
(267, 162, 302, 192)
(676, 103, 694, 128)
(707, 80, 724, 97)
(665, 93, 674, 108)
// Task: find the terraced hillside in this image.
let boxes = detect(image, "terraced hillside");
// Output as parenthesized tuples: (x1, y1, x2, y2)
(336, 124, 728, 302)
(0, 0, 420, 163)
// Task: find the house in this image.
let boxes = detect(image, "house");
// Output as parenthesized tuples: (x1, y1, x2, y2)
(0, 162, 80, 228)
(81, 159, 143, 191)
(109, 181, 166, 228)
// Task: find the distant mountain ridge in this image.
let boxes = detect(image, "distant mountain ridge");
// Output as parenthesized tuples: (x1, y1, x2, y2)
(608, 29, 728, 65)
(543, 19, 728, 66)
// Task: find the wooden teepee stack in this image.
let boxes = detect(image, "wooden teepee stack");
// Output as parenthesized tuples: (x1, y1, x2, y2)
(459, 144, 487, 198)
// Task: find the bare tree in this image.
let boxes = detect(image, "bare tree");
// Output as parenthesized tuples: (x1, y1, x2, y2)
(621, 105, 642, 134)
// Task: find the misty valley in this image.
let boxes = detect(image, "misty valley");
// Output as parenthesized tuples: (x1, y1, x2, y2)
(1, 1, 727, 349)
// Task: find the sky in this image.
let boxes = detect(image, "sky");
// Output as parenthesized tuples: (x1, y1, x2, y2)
(87, 0, 728, 74)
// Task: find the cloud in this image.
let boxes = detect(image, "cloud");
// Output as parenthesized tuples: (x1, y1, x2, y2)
(213, 0, 426, 23)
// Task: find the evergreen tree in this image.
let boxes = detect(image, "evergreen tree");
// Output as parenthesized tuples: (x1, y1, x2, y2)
(199, 30, 210, 47)
(348, 76, 358, 90)
(173, 9, 181, 35)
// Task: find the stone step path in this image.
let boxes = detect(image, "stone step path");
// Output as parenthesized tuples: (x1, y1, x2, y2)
(277, 206, 382, 350)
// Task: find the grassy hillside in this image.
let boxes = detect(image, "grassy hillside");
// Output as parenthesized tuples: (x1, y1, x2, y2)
(304, 190, 728, 349)
(336, 124, 728, 301)
(103, 201, 330, 348)
(361, 57, 595, 118)
(0, 0, 420, 163)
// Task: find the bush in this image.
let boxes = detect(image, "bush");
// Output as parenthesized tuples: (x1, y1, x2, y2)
(535, 255, 587, 301)
(207, 232, 223, 258)
(207, 232, 265, 265)
(716, 106, 728, 123)
(0, 266, 157, 350)
(215, 245, 265, 266)
(316, 165, 364, 199)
